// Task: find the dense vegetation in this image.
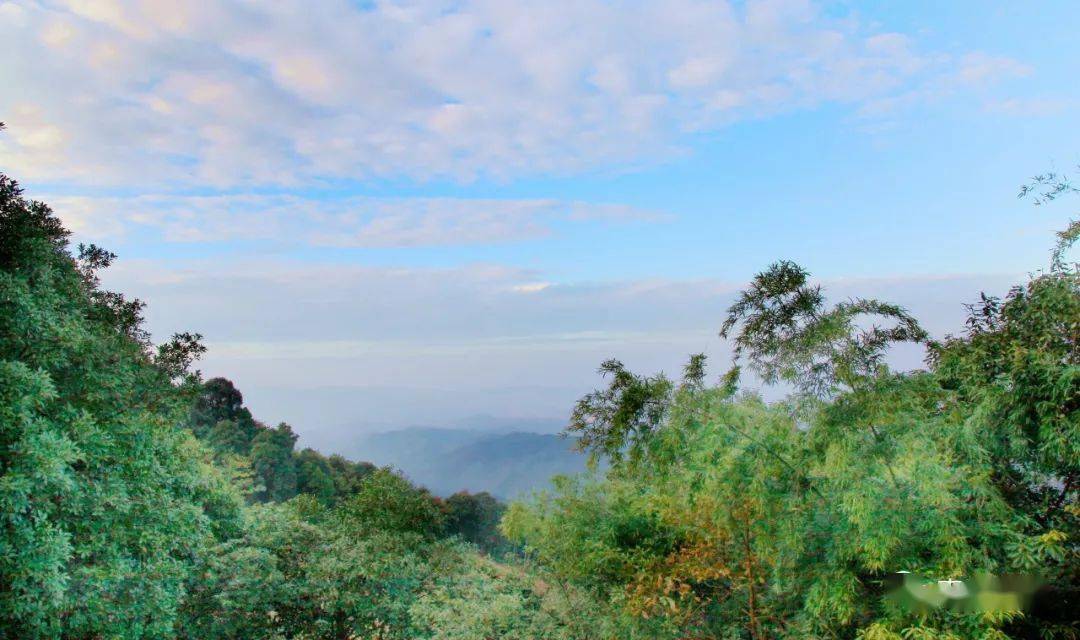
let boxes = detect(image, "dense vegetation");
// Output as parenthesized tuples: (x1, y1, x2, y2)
(1, 141, 1076, 639)
(504, 176, 1080, 638)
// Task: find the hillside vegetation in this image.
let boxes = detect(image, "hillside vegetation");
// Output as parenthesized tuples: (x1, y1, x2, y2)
(1, 154, 1077, 639)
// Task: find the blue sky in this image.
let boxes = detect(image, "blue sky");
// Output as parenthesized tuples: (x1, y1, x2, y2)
(2, 0, 1077, 444)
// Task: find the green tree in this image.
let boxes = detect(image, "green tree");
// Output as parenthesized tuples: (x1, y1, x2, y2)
(205, 418, 251, 456)
(0, 170, 244, 638)
(409, 553, 590, 640)
(189, 377, 260, 448)
(565, 357, 692, 465)
(250, 422, 300, 502)
(444, 491, 508, 553)
(326, 453, 377, 497)
(337, 467, 446, 539)
(506, 177, 1079, 639)
(720, 260, 926, 397)
(295, 447, 338, 503)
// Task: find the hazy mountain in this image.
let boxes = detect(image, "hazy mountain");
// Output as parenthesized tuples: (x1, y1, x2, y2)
(350, 426, 591, 499)
(447, 414, 565, 434)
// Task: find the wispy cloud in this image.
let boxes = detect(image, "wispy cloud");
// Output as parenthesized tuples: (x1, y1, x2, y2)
(45, 193, 665, 246)
(1, 0, 1027, 187)
(855, 52, 1031, 119)
(984, 96, 1073, 118)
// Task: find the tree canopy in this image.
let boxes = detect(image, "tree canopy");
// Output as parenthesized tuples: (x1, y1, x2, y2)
(505, 176, 1078, 640)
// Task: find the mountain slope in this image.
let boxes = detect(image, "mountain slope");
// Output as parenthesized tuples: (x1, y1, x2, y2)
(351, 427, 590, 499)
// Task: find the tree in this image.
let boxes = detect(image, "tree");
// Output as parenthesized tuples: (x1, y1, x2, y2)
(326, 453, 376, 497)
(566, 356, 712, 465)
(0, 170, 244, 638)
(204, 419, 249, 456)
(720, 260, 926, 397)
(337, 467, 446, 539)
(191, 377, 245, 425)
(506, 176, 1079, 639)
(295, 448, 338, 503)
(444, 491, 508, 553)
(189, 377, 259, 446)
(408, 553, 589, 640)
(250, 422, 300, 502)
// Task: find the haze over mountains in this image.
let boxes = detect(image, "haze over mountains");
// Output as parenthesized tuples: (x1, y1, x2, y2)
(345, 422, 592, 499)
(236, 402, 593, 499)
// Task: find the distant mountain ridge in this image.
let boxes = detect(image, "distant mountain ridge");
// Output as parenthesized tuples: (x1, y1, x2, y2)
(349, 426, 590, 499)
(447, 414, 566, 434)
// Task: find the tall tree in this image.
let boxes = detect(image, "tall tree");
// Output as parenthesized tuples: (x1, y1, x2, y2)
(250, 422, 300, 502)
(189, 377, 260, 449)
(0, 170, 244, 638)
(295, 448, 338, 503)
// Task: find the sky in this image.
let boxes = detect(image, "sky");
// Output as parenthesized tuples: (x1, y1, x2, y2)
(2, 0, 1078, 449)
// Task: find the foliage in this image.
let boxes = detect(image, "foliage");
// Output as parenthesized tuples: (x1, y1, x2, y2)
(507, 182, 1078, 639)
(1017, 168, 1079, 271)
(337, 467, 447, 539)
(720, 260, 927, 396)
(182, 494, 510, 640)
(443, 491, 508, 553)
(250, 422, 300, 502)
(295, 447, 340, 502)
(565, 356, 707, 465)
(409, 552, 614, 640)
(1, 165, 523, 639)
(0, 171, 245, 638)
(189, 377, 259, 444)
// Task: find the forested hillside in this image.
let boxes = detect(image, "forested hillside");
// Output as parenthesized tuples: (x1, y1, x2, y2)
(2, 149, 1077, 639)
(0, 165, 573, 639)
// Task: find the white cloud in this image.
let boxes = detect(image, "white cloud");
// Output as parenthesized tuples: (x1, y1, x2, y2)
(44, 192, 665, 246)
(955, 52, 1031, 86)
(985, 96, 1073, 118)
(0, 0, 1028, 187)
(511, 282, 552, 294)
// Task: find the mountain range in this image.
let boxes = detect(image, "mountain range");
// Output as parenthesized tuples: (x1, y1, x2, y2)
(347, 425, 593, 499)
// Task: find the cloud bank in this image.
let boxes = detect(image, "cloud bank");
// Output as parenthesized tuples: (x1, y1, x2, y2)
(2, 0, 1026, 186)
(46, 193, 665, 246)
(98, 258, 1021, 441)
